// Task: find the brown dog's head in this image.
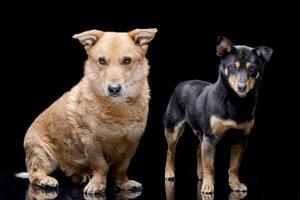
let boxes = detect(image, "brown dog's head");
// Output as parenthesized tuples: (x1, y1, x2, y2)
(73, 28, 157, 100)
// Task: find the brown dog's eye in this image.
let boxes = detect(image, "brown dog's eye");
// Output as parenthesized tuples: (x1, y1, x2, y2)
(98, 57, 107, 65)
(122, 57, 132, 65)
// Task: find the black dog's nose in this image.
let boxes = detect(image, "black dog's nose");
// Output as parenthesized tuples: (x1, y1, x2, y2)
(238, 83, 247, 92)
(108, 84, 121, 96)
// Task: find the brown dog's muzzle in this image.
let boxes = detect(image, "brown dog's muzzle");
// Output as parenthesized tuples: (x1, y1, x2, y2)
(108, 83, 122, 97)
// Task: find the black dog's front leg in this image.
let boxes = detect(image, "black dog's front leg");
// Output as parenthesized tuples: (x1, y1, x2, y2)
(228, 137, 248, 192)
(201, 135, 217, 194)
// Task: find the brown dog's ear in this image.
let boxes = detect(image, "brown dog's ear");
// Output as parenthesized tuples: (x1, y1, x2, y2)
(216, 36, 235, 57)
(253, 46, 273, 62)
(129, 28, 157, 46)
(73, 30, 104, 50)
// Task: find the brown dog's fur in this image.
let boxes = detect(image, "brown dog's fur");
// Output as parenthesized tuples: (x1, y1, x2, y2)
(23, 28, 157, 194)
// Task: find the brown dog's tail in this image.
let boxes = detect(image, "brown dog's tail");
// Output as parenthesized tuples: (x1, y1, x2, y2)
(15, 172, 29, 179)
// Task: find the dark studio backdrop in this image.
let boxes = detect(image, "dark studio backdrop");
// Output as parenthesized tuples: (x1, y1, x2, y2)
(0, 2, 299, 200)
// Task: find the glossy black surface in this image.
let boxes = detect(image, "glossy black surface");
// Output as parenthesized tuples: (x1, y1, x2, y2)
(1, 168, 300, 200)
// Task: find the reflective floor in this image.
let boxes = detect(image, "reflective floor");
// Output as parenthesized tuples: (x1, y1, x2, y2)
(1, 170, 299, 200)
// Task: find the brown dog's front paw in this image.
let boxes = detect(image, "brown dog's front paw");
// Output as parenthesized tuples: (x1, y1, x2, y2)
(229, 181, 247, 192)
(165, 169, 175, 181)
(84, 181, 106, 194)
(116, 180, 142, 192)
(36, 176, 59, 188)
(201, 180, 214, 194)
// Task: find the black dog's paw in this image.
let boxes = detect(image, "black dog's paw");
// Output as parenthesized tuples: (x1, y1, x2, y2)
(165, 170, 175, 181)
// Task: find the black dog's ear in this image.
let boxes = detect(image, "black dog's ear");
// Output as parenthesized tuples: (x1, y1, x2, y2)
(216, 36, 235, 57)
(253, 46, 273, 62)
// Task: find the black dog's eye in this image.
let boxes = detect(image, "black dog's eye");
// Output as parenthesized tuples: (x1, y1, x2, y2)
(229, 65, 237, 71)
(122, 57, 132, 65)
(98, 57, 107, 65)
(249, 66, 256, 72)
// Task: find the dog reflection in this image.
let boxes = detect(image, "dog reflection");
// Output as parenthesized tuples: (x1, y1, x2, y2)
(164, 180, 247, 200)
(115, 190, 142, 200)
(83, 193, 106, 200)
(26, 184, 141, 200)
(165, 180, 175, 200)
(228, 191, 247, 200)
(197, 181, 247, 200)
(26, 184, 58, 200)
(83, 189, 141, 200)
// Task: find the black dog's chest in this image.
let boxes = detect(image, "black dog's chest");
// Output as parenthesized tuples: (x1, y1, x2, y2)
(221, 100, 255, 122)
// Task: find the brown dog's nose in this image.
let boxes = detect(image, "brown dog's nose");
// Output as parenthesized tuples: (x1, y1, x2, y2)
(108, 84, 121, 96)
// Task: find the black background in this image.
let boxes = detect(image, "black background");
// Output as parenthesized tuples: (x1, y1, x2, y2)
(0, 2, 299, 200)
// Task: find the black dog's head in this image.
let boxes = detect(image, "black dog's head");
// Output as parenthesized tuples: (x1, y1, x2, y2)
(216, 36, 273, 97)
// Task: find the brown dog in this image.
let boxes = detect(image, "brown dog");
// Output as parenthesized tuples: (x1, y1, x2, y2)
(21, 28, 157, 194)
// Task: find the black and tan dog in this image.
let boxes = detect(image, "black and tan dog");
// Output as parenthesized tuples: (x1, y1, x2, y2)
(163, 37, 273, 193)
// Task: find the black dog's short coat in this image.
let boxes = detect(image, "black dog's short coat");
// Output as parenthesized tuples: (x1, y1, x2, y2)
(163, 36, 273, 194)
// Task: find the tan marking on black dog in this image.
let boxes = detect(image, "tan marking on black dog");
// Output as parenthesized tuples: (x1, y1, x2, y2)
(234, 61, 240, 69)
(246, 62, 252, 69)
(210, 116, 237, 136)
(228, 75, 238, 91)
(165, 121, 185, 180)
(246, 77, 256, 91)
(210, 116, 254, 136)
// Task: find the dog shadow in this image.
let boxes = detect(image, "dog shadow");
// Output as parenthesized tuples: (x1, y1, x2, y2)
(25, 184, 142, 200)
(164, 180, 247, 200)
